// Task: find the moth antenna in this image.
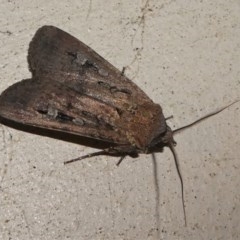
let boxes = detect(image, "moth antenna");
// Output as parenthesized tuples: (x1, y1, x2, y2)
(169, 142, 187, 226)
(64, 150, 106, 165)
(173, 100, 239, 135)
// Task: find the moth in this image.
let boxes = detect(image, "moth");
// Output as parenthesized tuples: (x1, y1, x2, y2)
(0, 26, 238, 225)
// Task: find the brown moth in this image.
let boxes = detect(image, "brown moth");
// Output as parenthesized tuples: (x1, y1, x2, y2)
(0, 26, 174, 160)
(0, 26, 238, 225)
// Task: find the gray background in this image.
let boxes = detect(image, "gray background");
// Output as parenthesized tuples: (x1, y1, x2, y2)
(0, 0, 240, 239)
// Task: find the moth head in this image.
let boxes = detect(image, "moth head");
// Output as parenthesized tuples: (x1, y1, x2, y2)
(147, 124, 176, 153)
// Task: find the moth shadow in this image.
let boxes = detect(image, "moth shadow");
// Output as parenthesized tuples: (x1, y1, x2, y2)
(0, 116, 115, 151)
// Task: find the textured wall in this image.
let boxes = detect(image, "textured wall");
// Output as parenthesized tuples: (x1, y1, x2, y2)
(0, 1, 239, 239)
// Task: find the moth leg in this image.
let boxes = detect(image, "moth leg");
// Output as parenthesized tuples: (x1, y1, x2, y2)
(116, 156, 126, 166)
(64, 145, 138, 165)
(121, 66, 127, 76)
(64, 150, 106, 164)
(165, 115, 173, 121)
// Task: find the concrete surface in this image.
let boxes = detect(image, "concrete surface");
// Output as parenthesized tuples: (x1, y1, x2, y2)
(0, 0, 240, 239)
